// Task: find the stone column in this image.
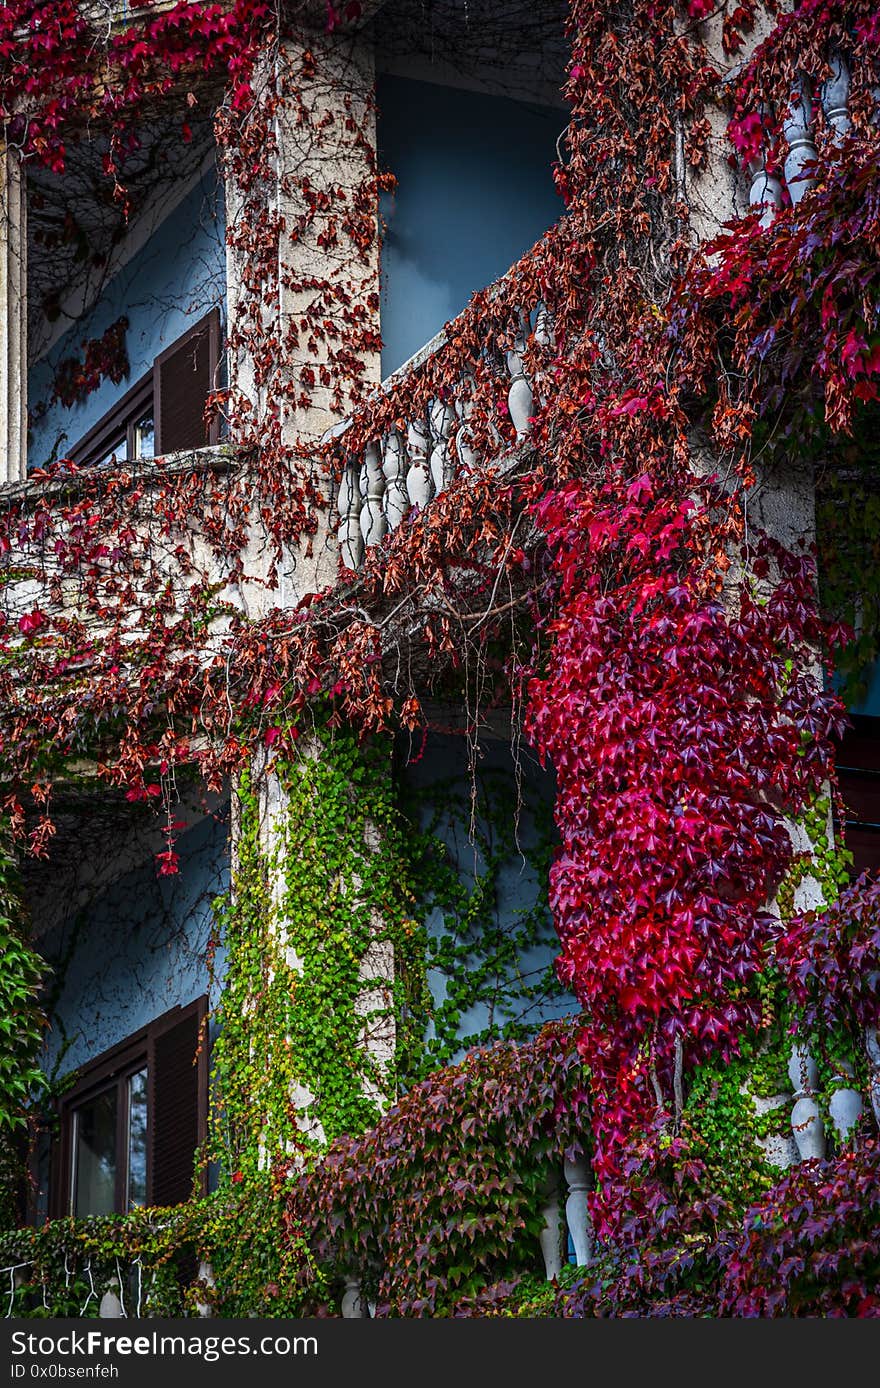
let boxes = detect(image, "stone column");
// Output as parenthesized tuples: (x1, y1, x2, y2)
(238, 738, 398, 1160)
(0, 146, 27, 483)
(682, 9, 780, 245)
(223, 28, 382, 606)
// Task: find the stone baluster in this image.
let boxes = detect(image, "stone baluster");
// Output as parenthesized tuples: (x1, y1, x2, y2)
(788, 1043, 826, 1161)
(382, 429, 410, 532)
(337, 460, 364, 570)
(534, 300, 555, 352)
(99, 1277, 124, 1318)
(865, 1025, 880, 1127)
(783, 74, 818, 205)
(749, 151, 784, 227)
(532, 300, 556, 408)
(524, 301, 552, 408)
(563, 1153, 593, 1267)
(454, 372, 480, 472)
(195, 1260, 215, 1318)
(340, 1275, 366, 1318)
(828, 1062, 863, 1145)
(428, 397, 457, 495)
(405, 417, 432, 510)
(506, 312, 534, 442)
(820, 51, 851, 145)
(538, 1173, 564, 1281)
(359, 441, 387, 550)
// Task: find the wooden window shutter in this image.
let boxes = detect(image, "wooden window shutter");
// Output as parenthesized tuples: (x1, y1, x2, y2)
(837, 717, 880, 878)
(147, 997, 208, 1207)
(153, 309, 221, 455)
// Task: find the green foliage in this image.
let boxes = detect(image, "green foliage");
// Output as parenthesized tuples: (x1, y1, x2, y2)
(776, 795, 854, 922)
(186, 1174, 321, 1317)
(681, 1038, 782, 1215)
(403, 764, 565, 1069)
(0, 1184, 318, 1319)
(0, 828, 46, 1229)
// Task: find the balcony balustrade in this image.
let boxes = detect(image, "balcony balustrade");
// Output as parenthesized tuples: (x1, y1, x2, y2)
(332, 258, 557, 572)
(748, 50, 878, 222)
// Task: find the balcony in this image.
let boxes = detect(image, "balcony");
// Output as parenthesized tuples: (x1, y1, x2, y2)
(5, 1015, 872, 1317)
(331, 231, 561, 572)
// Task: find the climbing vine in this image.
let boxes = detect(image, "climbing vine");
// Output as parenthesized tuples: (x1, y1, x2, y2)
(0, 829, 44, 1230)
(404, 760, 565, 1069)
(0, 1193, 318, 1319)
(209, 727, 430, 1169)
(293, 1021, 590, 1317)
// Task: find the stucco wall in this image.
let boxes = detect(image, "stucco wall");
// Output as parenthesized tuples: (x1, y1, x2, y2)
(39, 809, 229, 1083)
(377, 75, 564, 374)
(28, 168, 226, 469)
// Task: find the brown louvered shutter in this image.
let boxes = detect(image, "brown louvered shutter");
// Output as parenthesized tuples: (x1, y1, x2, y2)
(837, 718, 880, 878)
(148, 998, 207, 1207)
(153, 310, 220, 455)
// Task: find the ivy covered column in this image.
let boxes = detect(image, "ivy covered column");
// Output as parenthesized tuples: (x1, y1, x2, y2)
(681, 7, 780, 245)
(213, 731, 428, 1177)
(222, 23, 382, 605)
(0, 823, 45, 1228)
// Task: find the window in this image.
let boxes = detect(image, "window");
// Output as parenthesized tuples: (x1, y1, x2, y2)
(836, 714, 880, 878)
(68, 310, 221, 469)
(53, 998, 208, 1218)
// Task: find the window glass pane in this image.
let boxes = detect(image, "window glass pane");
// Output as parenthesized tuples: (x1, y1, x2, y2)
(127, 1068, 148, 1210)
(72, 1089, 117, 1217)
(96, 434, 128, 469)
(134, 416, 154, 460)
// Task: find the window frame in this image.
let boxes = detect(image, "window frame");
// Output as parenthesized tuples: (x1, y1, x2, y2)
(68, 1049, 147, 1218)
(51, 997, 208, 1219)
(66, 370, 154, 470)
(153, 308, 222, 456)
(65, 309, 222, 468)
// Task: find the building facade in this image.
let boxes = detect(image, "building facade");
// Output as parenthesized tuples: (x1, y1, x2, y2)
(0, 0, 878, 1318)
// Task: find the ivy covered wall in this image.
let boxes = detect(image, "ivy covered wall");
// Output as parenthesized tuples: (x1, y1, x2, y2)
(400, 732, 574, 1065)
(28, 167, 226, 468)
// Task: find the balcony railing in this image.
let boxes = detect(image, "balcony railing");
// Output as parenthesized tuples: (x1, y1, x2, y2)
(337, 1147, 592, 1318)
(748, 50, 876, 222)
(4, 1024, 878, 1318)
(0, 1211, 213, 1319)
(331, 240, 558, 572)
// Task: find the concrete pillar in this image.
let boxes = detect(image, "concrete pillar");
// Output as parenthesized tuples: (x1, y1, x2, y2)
(223, 30, 382, 604)
(0, 146, 27, 482)
(682, 8, 781, 246)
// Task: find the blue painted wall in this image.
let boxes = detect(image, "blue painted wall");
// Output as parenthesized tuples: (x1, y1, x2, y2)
(40, 810, 229, 1083)
(28, 169, 226, 469)
(400, 733, 575, 1062)
(846, 659, 880, 718)
(377, 76, 564, 374)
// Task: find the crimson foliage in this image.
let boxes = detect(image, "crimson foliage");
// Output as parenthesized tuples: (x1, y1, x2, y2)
(557, 1142, 880, 1317)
